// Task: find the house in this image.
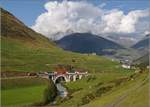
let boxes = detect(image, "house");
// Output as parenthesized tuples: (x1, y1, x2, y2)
(91, 53, 96, 55)
(122, 64, 131, 69)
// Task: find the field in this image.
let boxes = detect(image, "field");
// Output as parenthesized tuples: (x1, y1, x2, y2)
(1, 77, 50, 106)
(1, 85, 46, 106)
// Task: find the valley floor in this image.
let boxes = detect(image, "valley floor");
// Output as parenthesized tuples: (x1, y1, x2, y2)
(1, 77, 48, 106)
(1, 69, 149, 107)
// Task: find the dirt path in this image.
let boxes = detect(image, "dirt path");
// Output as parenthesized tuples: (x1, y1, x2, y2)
(1, 76, 36, 80)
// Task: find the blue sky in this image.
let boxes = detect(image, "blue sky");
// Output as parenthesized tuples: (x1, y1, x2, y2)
(1, 0, 149, 27)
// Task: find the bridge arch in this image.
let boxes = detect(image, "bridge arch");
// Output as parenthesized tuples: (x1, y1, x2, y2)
(54, 75, 68, 84)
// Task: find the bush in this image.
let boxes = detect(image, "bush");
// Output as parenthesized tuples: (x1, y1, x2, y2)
(95, 85, 113, 97)
(81, 93, 95, 105)
(32, 79, 57, 106)
(43, 80, 57, 104)
(86, 75, 96, 82)
(94, 82, 103, 87)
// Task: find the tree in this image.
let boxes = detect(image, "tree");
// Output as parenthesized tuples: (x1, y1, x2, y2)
(43, 79, 57, 104)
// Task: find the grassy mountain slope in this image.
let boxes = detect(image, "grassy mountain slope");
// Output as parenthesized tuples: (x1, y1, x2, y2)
(2, 35, 122, 73)
(82, 71, 149, 107)
(51, 71, 148, 107)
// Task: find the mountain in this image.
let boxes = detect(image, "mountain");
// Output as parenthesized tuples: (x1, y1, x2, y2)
(56, 33, 124, 55)
(131, 34, 150, 50)
(1, 8, 56, 46)
(106, 34, 139, 47)
(104, 33, 141, 48)
(1, 8, 118, 73)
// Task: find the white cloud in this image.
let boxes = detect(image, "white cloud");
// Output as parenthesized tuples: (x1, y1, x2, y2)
(102, 9, 149, 33)
(144, 31, 150, 35)
(32, 1, 149, 40)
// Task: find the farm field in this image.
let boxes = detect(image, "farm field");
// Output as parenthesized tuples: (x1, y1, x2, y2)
(1, 85, 46, 106)
(1, 77, 50, 106)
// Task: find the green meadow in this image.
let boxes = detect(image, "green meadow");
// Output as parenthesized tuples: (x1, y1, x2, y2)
(1, 85, 46, 106)
(1, 77, 48, 106)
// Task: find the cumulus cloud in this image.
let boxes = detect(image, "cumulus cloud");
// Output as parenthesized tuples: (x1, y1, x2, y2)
(102, 9, 149, 33)
(32, 0, 149, 40)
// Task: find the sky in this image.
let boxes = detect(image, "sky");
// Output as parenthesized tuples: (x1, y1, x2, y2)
(1, 0, 150, 40)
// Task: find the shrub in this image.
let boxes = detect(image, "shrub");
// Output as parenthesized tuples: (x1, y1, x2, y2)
(86, 75, 96, 82)
(43, 80, 57, 104)
(95, 85, 113, 97)
(32, 79, 57, 106)
(81, 93, 95, 105)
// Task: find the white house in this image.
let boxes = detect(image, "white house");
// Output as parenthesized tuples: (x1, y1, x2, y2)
(121, 64, 131, 69)
(91, 53, 96, 55)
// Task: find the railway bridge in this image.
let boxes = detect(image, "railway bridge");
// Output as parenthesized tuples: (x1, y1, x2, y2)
(38, 71, 88, 83)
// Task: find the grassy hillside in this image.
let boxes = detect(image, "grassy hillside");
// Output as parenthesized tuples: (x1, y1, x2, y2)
(54, 71, 148, 107)
(82, 71, 149, 107)
(2, 35, 124, 73)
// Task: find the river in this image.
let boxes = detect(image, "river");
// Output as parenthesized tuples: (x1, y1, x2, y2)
(56, 83, 68, 98)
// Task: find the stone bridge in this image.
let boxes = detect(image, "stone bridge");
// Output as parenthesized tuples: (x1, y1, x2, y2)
(38, 71, 88, 83)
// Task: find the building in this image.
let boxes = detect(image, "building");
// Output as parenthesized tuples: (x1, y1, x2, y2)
(91, 53, 96, 55)
(121, 64, 131, 69)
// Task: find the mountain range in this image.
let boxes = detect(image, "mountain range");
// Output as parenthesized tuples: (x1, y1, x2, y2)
(56, 33, 124, 55)
(106, 34, 139, 47)
(131, 34, 149, 51)
(56, 32, 149, 62)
